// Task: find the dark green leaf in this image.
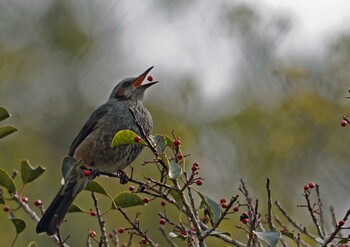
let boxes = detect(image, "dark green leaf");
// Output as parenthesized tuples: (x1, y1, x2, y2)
(0, 197, 5, 204)
(28, 241, 39, 247)
(169, 161, 181, 179)
(111, 192, 144, 209)
(0, 168, 16, 193)
(68, 203, 84, 213)
(0, 125, 17, 139)
(338, 238, 349, 244)
(281, 231, 294, 239)
(253, 231, 281, 247)
(169, 189, 183, 209)
(169, 232, 187, 241)
(111, 130, 146, 147)
(85, 180, 108, 196)
(61, 156, 78, 181)
(197, 191, 221, 224)
(21, 160, 46, 185)
(10, 218, 26, 234)
(0, 106, 10, 121)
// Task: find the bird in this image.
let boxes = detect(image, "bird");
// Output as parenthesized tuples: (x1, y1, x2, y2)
(36, 67, 157, 235)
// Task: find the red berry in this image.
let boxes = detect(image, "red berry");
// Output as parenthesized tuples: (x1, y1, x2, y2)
(161, 200, 166, 206)
(90, 210, 97, 217)
(118, 227, 125, 234)
(221, 203, 227, 209)
(196, 179, 203, 186)
(89, 230, 96, 238)
(193, 162, 199, 168)
(159, 218, 166, 225)
(242, 212, 248, 217)
(34, 199, 42, 207)
(21, 197, 29, 203)
(134, 136, 141, 143)
(173, 139, 181, 146)
(338, 220, 345, 226)
(220, 198, 227, 204)
(191, 165, 197, 172)
(303, 185, 309, 191)
(83, 169, 91, 177)
(3, 205, 10, 212)
(108, 232, 114, 238)
(233, 206, 239, 212)
(341, 120, 347, 127)
(242, 218, 249, 224)
(143, 197, 150, 204)
(309, 181, 316, 189)
(129, 185, 135, 192)
(147, 75, 153, 82)
(177, 153, 183, 160)
(140, 238, 148, 245)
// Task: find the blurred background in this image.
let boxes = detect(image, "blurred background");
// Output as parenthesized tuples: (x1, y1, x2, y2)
(1, 0, 350, 246)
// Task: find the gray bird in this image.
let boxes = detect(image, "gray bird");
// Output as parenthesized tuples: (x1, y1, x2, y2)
(36, 67, 157, 235)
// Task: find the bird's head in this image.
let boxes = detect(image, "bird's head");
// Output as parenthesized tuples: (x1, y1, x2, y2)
(110, 66, 158, 101)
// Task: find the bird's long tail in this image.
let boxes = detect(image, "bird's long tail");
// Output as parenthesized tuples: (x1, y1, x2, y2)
(36, 163, 91, 235)
(36, 185, 77, 235)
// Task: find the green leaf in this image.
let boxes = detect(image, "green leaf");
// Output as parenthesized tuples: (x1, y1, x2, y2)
(0, 106, 10, 121)
(85, 180, 108, 196)
(68, 203, 84, 213)
(169, 232, 187, 241)
(149, 134, 166, 153)
(169, 189, 183, 210)
(111, 130, 146, 147)
(0, 168, 16, 193)
(0, 125, 17, 139)
(281, 231, 294, 239)
(28, 241, 39, 247)
(0, 197, 5, 204)
(169, 161, 182, 179)
(61, 156, 78, 181)
(197, 191, 221, 224)
(10, 218, 26, 234)
(338, 238, 349, 244)
(253, 231, 281, 247)
(111, 192, 144, 209)
(21, 160, 46, 185)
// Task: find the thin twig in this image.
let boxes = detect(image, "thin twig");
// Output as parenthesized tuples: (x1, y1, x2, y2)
(91, 192, 108, 247)
(266, 177, 275, 230)
(303, 190, 325, 239)
(321, 208, 350, 246)
(159, 227, 178, 247)
(316, 184, 326, 237)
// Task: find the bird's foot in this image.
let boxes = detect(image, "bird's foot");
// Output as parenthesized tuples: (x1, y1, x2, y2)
(117, 170, 129, 184)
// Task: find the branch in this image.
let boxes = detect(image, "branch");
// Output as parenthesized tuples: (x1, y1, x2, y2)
(91, 192, 108, 247)
(321, 208, 350, 246)
(266, 177, 275, 230)
(303, 190, 325, 239)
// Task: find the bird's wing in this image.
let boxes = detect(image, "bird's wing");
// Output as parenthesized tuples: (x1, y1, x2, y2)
(69, 105, 109, 156)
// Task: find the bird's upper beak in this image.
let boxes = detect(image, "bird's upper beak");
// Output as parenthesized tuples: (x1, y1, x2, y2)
(132, 66, 159, 89)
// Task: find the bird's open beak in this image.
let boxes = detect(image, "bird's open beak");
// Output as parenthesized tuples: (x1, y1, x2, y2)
(132, 66, 158, 88)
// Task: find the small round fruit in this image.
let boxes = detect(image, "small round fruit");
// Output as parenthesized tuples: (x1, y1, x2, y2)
(143, 197, 150, 204)
(341, 120, 347, 127)
(242, 218, 249, 224)
(303, 185, 309, 191)
(159, 218, 166, 225)
(140, 238, 148, 245)
(118, 227, 125, 234)
(147, 75, 153, 82)
(177, 153, 183, 160)
(83, 170, 91, 177)
(89, 230, 96, 238)
(3, 205, 10, 212)
(221, 203, 228, 209)
(34, 199, 42, 207)
(242, 212, 248, 218)
(191, 165, 198, 172)
(220, 198, 227, 204)
(134, 136, 141, 143)
(173, 139, 181, 146)
(233, 206, 239, 212)
(309, 182, 316, 189)
(21, 197, 29, 203)
(129, 185, 135, 192)
(338, 220, 345, 226)
(161, 200, 166, 206)
(108, 232, 114, 238)
(90, 210, 97, 217)
(193, 162, 199, 168)
(196, 179, 203, 186)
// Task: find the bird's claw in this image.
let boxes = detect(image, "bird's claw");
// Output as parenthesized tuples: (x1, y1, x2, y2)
(118, 170, 129, 184)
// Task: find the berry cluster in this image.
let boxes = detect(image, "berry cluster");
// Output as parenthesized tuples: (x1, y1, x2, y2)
(303, 181, 316, 191)
(240, 212, 249, 224)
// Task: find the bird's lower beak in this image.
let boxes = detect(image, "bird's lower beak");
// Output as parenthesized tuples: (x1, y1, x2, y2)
(132, 66, 154, 87)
